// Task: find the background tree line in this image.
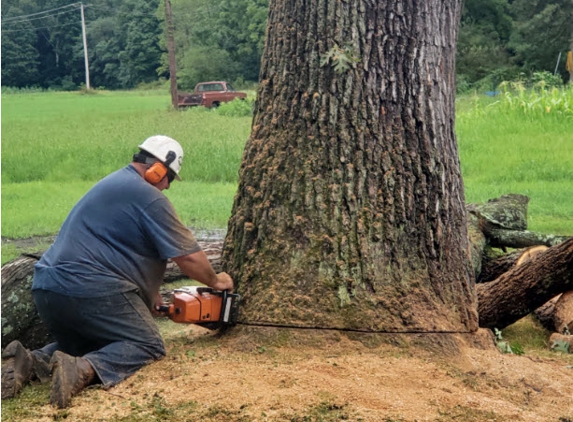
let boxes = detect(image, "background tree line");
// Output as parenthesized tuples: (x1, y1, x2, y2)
(1, 0, 572, 92)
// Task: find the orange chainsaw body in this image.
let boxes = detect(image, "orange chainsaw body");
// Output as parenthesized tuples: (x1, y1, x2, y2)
(163, 286, 240, 329)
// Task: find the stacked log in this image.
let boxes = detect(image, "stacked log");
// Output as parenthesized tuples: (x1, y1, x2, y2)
(468, 194, 573, 353)
(476, 238, 573, 330)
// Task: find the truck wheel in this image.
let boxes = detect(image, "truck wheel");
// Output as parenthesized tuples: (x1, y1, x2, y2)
(212, 102, 220, 108)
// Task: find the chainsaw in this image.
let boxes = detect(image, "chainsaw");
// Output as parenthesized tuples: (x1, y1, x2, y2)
(158, 286, 240, 330)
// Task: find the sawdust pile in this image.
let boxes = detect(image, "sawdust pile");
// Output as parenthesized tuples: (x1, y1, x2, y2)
(6, 321, 573, 422)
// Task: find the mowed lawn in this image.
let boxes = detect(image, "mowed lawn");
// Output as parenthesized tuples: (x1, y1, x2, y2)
(2, 88, 572, 264)
(1, 90, 250, 238)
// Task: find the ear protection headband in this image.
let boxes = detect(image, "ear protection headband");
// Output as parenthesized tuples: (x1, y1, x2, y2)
(134, 151, 176, 184)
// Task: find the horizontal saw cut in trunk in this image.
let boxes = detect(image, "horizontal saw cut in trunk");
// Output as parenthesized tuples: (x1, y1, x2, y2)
(222, 0, 477, 333)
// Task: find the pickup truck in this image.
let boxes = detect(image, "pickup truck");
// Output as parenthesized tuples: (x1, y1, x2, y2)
(177, 81, 247, 108)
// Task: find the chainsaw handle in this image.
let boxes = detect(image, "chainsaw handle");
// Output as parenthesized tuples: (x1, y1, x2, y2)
(218, 290, 228, 324)
(157, 305, 170, 313)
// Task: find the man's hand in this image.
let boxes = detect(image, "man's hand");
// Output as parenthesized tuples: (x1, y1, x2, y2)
(212, 272, 234, 291)
(152, 293, 166, 317)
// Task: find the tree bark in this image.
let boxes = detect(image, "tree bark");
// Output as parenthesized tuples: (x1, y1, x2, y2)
(551, 290, 573, 334)
(477, 237, 573, 329)
(534, 295, 560, 332)
(480, 228, 569, 249)
(1, 254, 52, 350)
(222, 0, 477, 332)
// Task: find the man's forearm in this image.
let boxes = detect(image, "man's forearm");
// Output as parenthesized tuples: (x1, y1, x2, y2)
(172, 251, 218, 287)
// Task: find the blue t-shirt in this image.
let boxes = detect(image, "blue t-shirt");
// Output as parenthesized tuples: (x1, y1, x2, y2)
(32, 165, 200, 308)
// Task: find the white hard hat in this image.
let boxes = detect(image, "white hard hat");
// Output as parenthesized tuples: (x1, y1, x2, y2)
(138, 135, 184, 180)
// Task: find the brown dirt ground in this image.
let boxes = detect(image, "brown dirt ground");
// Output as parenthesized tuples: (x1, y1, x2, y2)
(7, 321, 573, 422)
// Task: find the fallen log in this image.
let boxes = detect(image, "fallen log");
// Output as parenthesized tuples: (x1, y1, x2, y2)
(479, 228, 569, 249)
(1, 254, 52, 350)
(477, 237, 573, 330)
(467, 213, 487, 279)
(552, 290, 573, 334)
(467, 194, 569, 249)
(533, 295, 561, 332)
(478, 245, 548, 283)
(466, 194, 568, 248)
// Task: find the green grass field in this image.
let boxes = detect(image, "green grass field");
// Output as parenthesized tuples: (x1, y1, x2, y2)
(456, 86, 573, 234)
(2, 87, 572, 264)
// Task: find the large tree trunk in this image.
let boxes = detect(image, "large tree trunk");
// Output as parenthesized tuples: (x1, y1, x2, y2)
(222, 0, 477, 332)
(477, 237, 573, 329)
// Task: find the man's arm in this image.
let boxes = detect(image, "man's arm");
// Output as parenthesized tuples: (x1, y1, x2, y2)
(171, 250, 234, 291)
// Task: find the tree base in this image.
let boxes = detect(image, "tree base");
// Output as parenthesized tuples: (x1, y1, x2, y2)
(222, 325, 497, 355)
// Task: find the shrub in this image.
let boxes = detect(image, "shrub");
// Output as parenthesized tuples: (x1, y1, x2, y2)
(531, 71, 563, 89)
(216, 98, 254, 117)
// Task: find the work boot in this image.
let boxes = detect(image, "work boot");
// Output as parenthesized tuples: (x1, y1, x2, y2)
(50, 351, 96, 409)
(1, 340, 35, 399)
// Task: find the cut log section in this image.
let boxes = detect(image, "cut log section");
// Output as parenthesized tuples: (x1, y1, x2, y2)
(551, 291, 573, 334)
(531, 290, 572, 334)
(164, 240, 223, 282)
(478, 245, 548, 283)
(477, 237, 573, 330)
(534, 295, 561, 332)
(468, 194, 569, 249)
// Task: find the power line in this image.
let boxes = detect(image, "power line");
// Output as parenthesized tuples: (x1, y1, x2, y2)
(1, 20, 88, 34)
(1, 7, 83, 26)
(1, 2, 82, 24)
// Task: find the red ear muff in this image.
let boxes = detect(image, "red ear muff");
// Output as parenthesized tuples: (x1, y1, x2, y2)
(143, 150, 177, 184)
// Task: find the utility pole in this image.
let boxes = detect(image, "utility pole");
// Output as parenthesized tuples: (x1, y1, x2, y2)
(164, 0, 178, 109)
(80, 3, 90, 90)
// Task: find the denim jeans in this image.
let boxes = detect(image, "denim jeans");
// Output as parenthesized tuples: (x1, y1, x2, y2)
(32, 289, 166, 387)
